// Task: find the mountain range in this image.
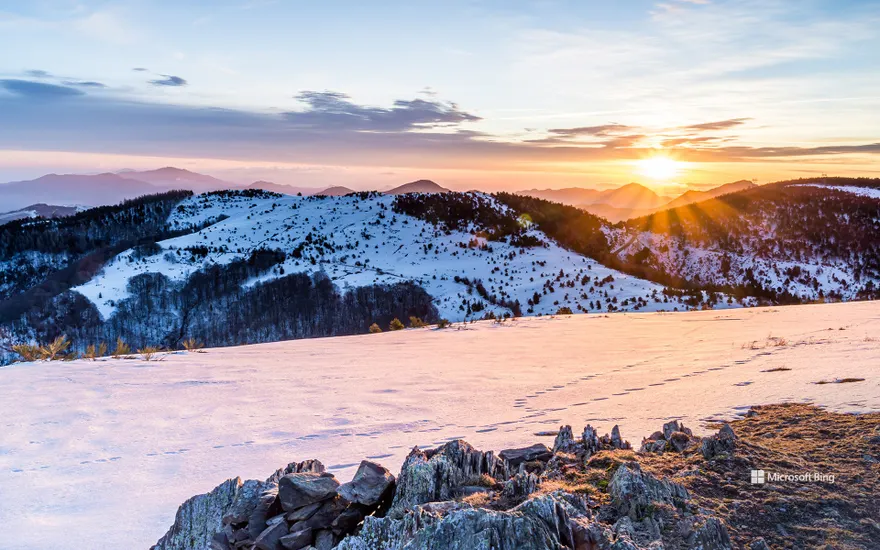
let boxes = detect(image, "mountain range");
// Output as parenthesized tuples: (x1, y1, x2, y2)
(517, 180, 757, 222)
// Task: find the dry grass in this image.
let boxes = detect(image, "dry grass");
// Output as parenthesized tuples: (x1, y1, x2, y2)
(181, 338, 204, 352)
(40, 336, 71, 360)
(460, 492, 491, 507)
(83, 342, 108, 360)
(111, 338, 131, 359)
(137, 346, 161, 361)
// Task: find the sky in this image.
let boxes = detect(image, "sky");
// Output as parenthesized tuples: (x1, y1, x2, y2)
(1, 0, 879, 192)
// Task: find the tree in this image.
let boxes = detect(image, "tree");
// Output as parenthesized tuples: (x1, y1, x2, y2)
(369, 323, 382, 334)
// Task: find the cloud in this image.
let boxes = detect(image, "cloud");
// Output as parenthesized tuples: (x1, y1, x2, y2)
(680, 118, 751, 132)
(547, 124, 635, 138)
(149, 75, 188, 87)
(61, 80, 107, 88)
(132, 67, 148, 72)
(0, 80, 84, 99)
(286, 91, 481, 132)
(24, 70, 52, 78)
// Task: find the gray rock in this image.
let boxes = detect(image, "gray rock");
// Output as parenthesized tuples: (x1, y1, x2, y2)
(249, 486, 282, 540)
(701, 424, 737, 460)
(268, 460, 326, 484)
(553, 425, 578, 453)
(302, 496, 348, 530)
(669, 431, 691, 452)
(749, 537, 771, 550)
(314, 529, 338, 550)
(502, 471, 540, 500)
(582, 425, 600, 456)
(337, 460, 396, 507)
(337, 492, 591, 550)
(222, 479, 268, 525)
(279, 472, 340, 512)
(685, 516, 732, 550)
(609, 462, 689, 520)
(331, 504, 369, 534)
(389, 440, 508, 518)
(286, 501, 323, 523)
(499, 443, 552, 467)
(254, 521, 289, 550)
(279, 525, 313, 550)
(153, 477, 244, 550)
(611, 425, 631, 450)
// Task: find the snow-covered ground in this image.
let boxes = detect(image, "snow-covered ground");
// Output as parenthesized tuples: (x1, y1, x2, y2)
(73, 192, 704, 321)
(792, 183, 880, 199)
(1, 301, 878, 549)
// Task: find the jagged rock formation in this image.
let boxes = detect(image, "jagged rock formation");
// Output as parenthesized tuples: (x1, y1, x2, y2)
(154, 421, 748, 550)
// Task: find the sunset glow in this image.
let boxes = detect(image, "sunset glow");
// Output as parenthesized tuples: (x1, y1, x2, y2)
(636, 156, 684, 181)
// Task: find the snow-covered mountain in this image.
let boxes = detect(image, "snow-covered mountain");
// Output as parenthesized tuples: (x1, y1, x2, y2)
(0, 203, 83, 225)
(0, 173, 158, 211)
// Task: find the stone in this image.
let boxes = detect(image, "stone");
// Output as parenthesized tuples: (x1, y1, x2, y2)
(701, 424, 737, 459)
(210, 532, 232, 550)
(302, 496, 348, 530)
(330, 504, 369, 534)
(611, 425, 631, 449)
(502, 471, 539, 500)
(389, 440, 508, 518)
(499, 443, 552, 468)
(685, 516, 732, 550)
(279, 525, 313, 550)
(249, 486, 282, 540)
(668, 431, 691, 452)
(609, 462, 689, 520)
(553, 425, 577, 453)
(153, 477, 244, 550)
(267, 460, 326, 485)
(582, 425, 600, 456)
(222, 479, 269, 525)
(285, 501, 322, 523)
(278, 473, 340, 512)
(253, 521, 289, 550)
(749, 537, 771, 550)
(313, 529, 337, 550)
(663, 420, 682, 440)
(337, 460, 396, 507)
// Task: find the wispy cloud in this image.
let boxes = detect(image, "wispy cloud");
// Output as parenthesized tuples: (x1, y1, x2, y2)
(149, 75, 188, 87)
(0, 79, 84, 98)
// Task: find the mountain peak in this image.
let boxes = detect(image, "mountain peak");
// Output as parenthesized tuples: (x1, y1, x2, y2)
(385, 179, 449, 194)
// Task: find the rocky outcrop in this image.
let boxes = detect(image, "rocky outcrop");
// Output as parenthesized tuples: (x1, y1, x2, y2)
(153, 478, 244, 550)
(498, 443, 552, 469)
(609, 462, 689, 520)
(640, 420, 697, 454)
(701, 424, 737, 459)
(389, 440, 508, 518)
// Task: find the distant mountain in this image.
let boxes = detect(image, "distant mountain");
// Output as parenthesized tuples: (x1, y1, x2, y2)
(593, 183, 669, 210)
(385, 180, 449, 194)
(663, 180, 757, 209)
(517, 188, 602, 205)
(315, 186, 355, 196)
(246, 181, 318, 196)
(517, 183, 670, 222)
(0, 204, 83, 226)
(120, 167, 233, 193)
(0, 173, 157, 211)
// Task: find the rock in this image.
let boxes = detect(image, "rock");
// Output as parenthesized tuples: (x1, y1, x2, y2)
(302, 496, 348, 530)
(582, 425, 600, 456)
(153, 477, 244, 550)
(669, 431, 692, 452)
(268, 460, 326, 484)
(337, 492, 591, 550)
(611, 425, 631, 450)
(499, 443, 552, 468)
(209, 532, 232, 550)
(609, 462, 689, 520)
(279, 473, 340, 512)
(279, 525, 313, 550)
(330, 504, 369, 534)
(254, 521, 289, 550)
(313, 529, 338, 550)
(285, 501, 323, 523)
(502, 471, 540, 500)
(337, 460, 396, 507)
(249, 486, 282, 540)
(749, 537, 771, 550)
(553, 425, 577, 453)
(701, 424, 737, 460)
(685, 516, 732, 550)
(222, 479, 269, 525)
(389, 440, 508, 517)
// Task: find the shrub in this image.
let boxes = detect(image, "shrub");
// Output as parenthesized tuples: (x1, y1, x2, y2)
(112, 338, 131, 359)
(436, 319, 451, 329)
(138, 346, 161, 361)
(556, 307, 573, 315)
(408, 316, 427, 328)
(369, 323, 382, 334)
(12, 344, 42, 362)
(389, 318, 405, 331)
(83, 343, 107, 360)
(40, 336, 71, 360)
(181, 338, 204, 352)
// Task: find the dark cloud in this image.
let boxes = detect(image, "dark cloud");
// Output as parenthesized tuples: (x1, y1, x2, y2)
(24, 70, 52, 78)
(62, 80, 107, 88)
(680, 118, 751, 131)
(547, 124, 634, 138)
(0, 79, 84, 98)
(285, 91, 481, 132)
(149, 75, 188, 87)
(132, 67, 148, 72)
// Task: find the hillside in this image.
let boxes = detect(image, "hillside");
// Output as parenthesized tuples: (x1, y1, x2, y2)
(0, 191, 712, 362)
(385, 179, 449, 194)
(316, 186, 356, 196)
(0, 203, 82, 225)
(609, 179, 880, 302)
(664, 180, 756, 209)
(1, 301, 877, 549)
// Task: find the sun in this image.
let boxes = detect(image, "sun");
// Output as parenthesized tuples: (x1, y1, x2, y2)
(635, 156, 683, 181)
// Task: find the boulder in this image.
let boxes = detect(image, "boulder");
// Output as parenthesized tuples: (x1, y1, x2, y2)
(248, 486, 282, 540)
(286, 501, 323, 523)
(279, 473, 340, 512)
(701, 424, 737, 460)
(582, 425, 600, 456)
(153, 477, 244, 550)
(301, 496, 348, 530)
(337, 460, 396, 507)
(314, 529, 338, 550)
(499, 443, 552, 468)
(610, 425, 631, 450)
(389, 440, 508, 518)
(253, 521, 289, 550)
(279, 525, 313, 550)
(609, 462, 689, 520)
(668, 431, 691, 452)
(553, 425, 578, 453)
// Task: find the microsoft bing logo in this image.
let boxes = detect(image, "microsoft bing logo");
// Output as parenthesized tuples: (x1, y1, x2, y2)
(750, 469, 766, 484)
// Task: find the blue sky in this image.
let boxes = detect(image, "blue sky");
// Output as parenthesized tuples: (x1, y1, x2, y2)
(1, 0, 879, 190)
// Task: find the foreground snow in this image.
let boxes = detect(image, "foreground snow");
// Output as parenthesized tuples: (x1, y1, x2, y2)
(1, 301, 879, 549)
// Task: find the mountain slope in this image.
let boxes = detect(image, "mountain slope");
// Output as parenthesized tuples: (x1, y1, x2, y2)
(386, 179, 449, 194)
(664, 180, 756, 209)
(315, 186, 356, 196)
(0, 173, 158, 211)
(120, 167, 233, 193)
(0, 204, 82, 225)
